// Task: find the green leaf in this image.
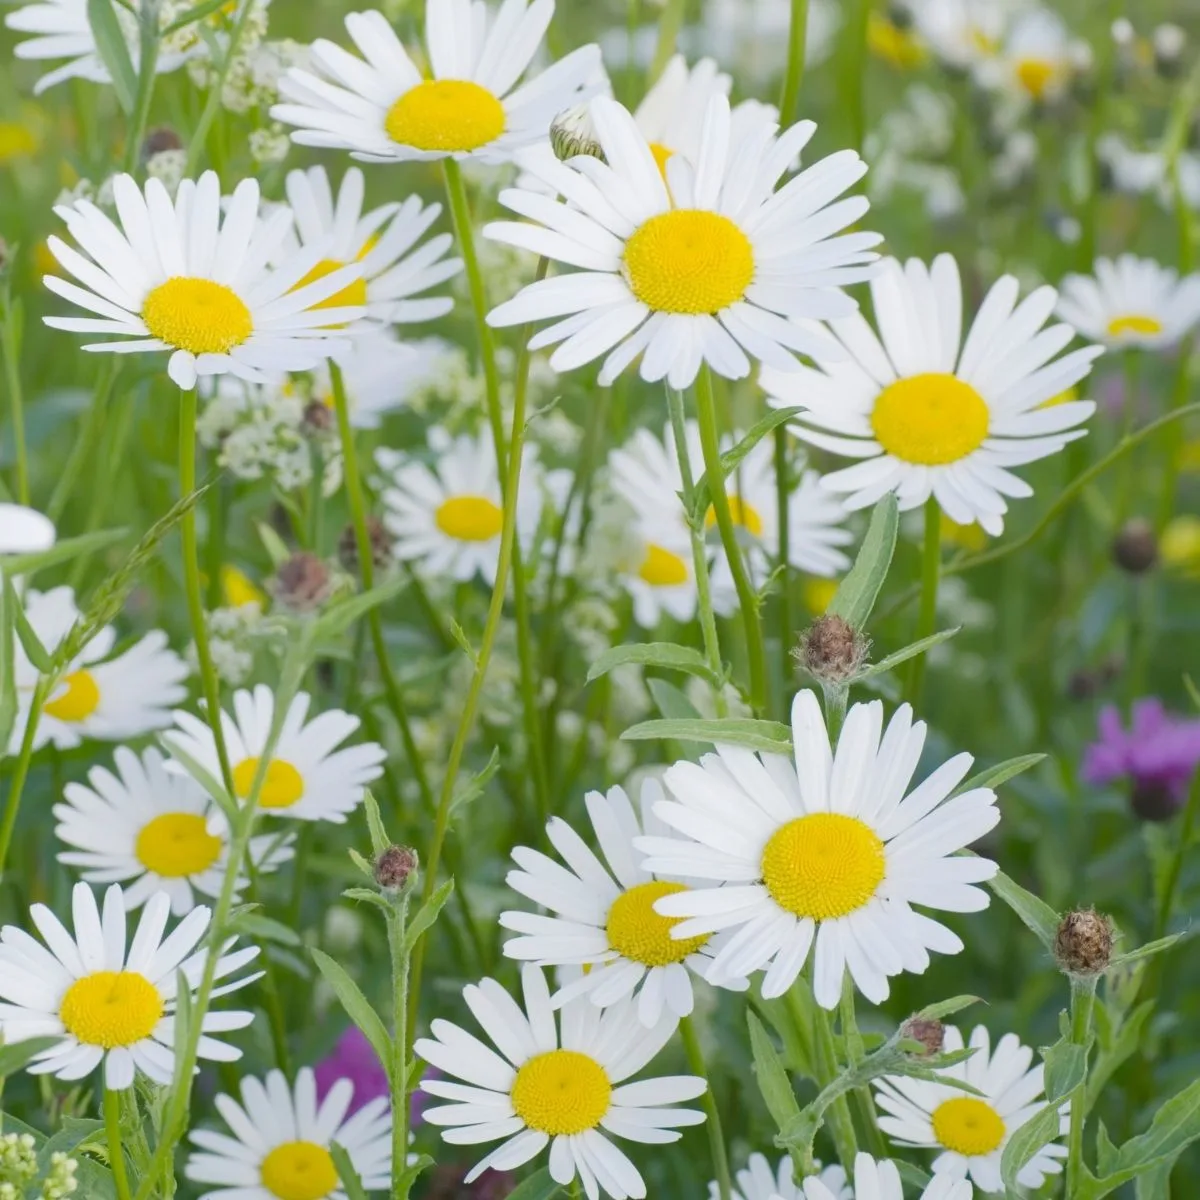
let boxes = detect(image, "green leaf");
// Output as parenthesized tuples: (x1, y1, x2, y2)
(503, 1167, 563, 1199)
(405, 879, 455, 953)
(1042, 1035, 1092, 1104)
(587, 642, 718, 685)
(1134, 1157, 1176, 1200)
(170, 968, 193, 1095)
(229, 911, 302, 948)
(986, 868, 1059, 951)
(314, 574, 408, 641)
(1096, 1120, 1119, 1177)
(0, 527, 127, 578)
(916, 995, 982, 1021)
(329, 1143, 369, 1200)
(0, 1036, 60, 1079)
(1109, 933, 1185, 969)
(310, 948, 392, 1069)
(450, 747, 500, 819)
(1102, 1077, 1200, 1183)
(827, 493, 899, 628)
(954, 754, 1047, 796)
(0, 581, 16, 752)
(341, 887, 391, 911)
(1000, 1101, 1062, 1195)
(12, 589, 53, 673)
(621, 717, 792, 755)
(1087, 1001, 1154, 1113)
(692, 406, 804, 520)
(853, 628, 960, 680)
(449, 617, 476, 662)
(647, 677, 702, 721)
(362, 790, 391, 856)
(158, 734, 237, 823)
(747, 1011, 802, 1135)
(894, 1162, 932, 1192)
(257, 520, 291, 566)
(86, 0, 137, 112)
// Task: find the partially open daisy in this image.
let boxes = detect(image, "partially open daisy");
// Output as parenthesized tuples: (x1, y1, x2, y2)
(501, 781, 747, 1027)
(44, 171, 364, 390)
(0, 882, 258, 1089)
(486, 93, 880, 389)
(1056, 255, 1200, 351)
(54, 747, 293, 915)
(7, 586, 188, 758)
(377, 426, 547, 586)
(763, 254, 1102, 535)
(163, 685, 386, 823)
(185, 1066, 392, 1200)
(277, 166, 461, 329)
(0, 503, 55, 554)
(715, 1153, 850, 1200)
(415, 964, 706, 1200)
(272, 0, 601, 165)
(802, 1153, 971, 1200)
(913, 0, 1013, 70)
(637, 689, 1001, 1007)
(875, 1024, 1067, 1194)
(977, 7, 1080, 104)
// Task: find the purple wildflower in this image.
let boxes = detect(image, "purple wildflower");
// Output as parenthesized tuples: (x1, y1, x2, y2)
(314, 1026, 445, 1125)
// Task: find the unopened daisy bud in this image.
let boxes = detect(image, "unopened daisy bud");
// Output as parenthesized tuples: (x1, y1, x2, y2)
(1154, 24, 1186, 76)
(272, 551, 335, 613)
(374, 845, 418, 893)
(1054, 908, 1114, 976)
(141, 126, 184, 160)
(338, 516, 393, 575)
(794, 614, 870, 684)
(900, 1015, 945, 1057)
(1131, 779, 1184, 822)
(1112, 518, 1158, 574)
(550, 105, 604, 163)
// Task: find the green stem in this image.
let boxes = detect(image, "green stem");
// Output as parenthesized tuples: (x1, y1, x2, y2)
(1, 291, 28, 505)
(839, 985, 886, 1159)
(778, 0, 809, 124)
(1065, 975, 1097, 1198)
(386, 893, 412, 1200)
(122, 0, 162, 175)
(183, 0, 256, 177)
(0, 676, 52, 881)
(812, 1005, 858, 1170)
(48, 360, 118, 522)
(647, 0, 686, 86)
(1153, 763, 1200, 942)
(1115, 351, 1142, 524)
(695, 365, 768, 713)
(1156, 340, 1194, 530)
(774, 428, 792, 716)
(104, 1088, 133, 1200)
(680, 1016, 731, 1200)
(844, 0, 871, 153)
(905, 498, 941, 707)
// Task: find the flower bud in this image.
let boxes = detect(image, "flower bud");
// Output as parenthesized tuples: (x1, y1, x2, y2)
(1131, 779, 1184, 822)
(302, 399, 335, 435)
(900, 1015, 945, 1056)
(141, 126, 184, 160)
(374, 845, 418, 893)
(550, 105, 604, 163)
(1112, 518, 1158, 574)
(794, 614, 870, 684)
(338, 516, 393, 575)
(272, 551, 335, 613)
(1054, 908, 1114, 976)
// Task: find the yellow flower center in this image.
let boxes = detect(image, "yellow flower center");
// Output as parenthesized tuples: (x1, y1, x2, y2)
(1015, 57, 1058, 98)
(43, 670, 101, 722)
(939, 514, 987, 552)
(871, 373, 990, 465)
(435, 495, 504, 542)
(232, 757, 306, 810)
(605, 881, 708, 966)
(761, 813, 886, 920)
(510, 1049, 612, 1135)
(384, 79, 506, 152)
(259, 1141, 339, 1200)
(142, 276, 254, 356)
(1106, 314, 1164, 339)
(649, 141, 674, 178)
(867, 13, 927, 67)
(135, 813, 223, 877)
(623, 210, 755, 315)
(638, 542, 690, 587)
(705, 495, 763, 537)
(221, 564, 267, 609)
(59, 971, 164, 1048)
(291, 260, 369, 313)
(1039, 386, 1077, 410)
(932, 1097, 1007, 1157)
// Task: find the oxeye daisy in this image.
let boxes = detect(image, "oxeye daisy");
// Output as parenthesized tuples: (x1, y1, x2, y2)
(874, 1025, 1067, 1194)
(801, 1153, 972, 1200)
(271, 0, 602, 165)
(54, 746, 294, 915)
(376, 426, 548, 586)
(43, 170, 364, 390)
(485, 93, 880, 389)
(184, 1066, 392, 1200)
(762, 253, 1103, 536)
(977, 7, 1081, 104)
(715, 1152, 851, 1200)
(1055, 255, 1200, 350)
(6, 586, 188, 757)
(162, 685, 386, 823)
(276, 165, 462, 329)
(0, 882, 258, 1089)
(501, 781, 748, 1027)
(0, 503, 55, 554)
(636, 689, 1001, 1008)
(913, 0, 1012, 70)
(415, 964, 706, 1200)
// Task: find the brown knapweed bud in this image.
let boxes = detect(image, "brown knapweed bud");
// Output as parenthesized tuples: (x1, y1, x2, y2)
(1054, 908, 1114, 976)
(374, 845, 418, 893)
(794, 614, 870, 683)
(901, 1016, 945, 1057)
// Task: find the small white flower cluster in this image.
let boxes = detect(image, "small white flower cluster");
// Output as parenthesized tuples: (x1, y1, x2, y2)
(182, 0, 271, 95)
(0, 1132, 37, 1196)
(866, 84, 964, 219)
(221, 37, 311, 114)
(145, 147, 188, 193)
(39, 1153, 79, 1200)
(191, 602, 273, 687)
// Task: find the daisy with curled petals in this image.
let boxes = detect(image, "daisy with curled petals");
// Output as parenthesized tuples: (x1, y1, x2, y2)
(875, 1025, 1066, 1194)
(715, 1153, 851, 1200)
(802, 1153, 971, 1200)
(0, 882, 258, 1090)
(185, 1066, 392, 1200)
(54, 747, 293, 916)
(271, 0, 601, 165)
(276, 165, 462, 329)
(7, 586, 187, 758)
(162, 685, 386, 823)
(501, 781, 747, 1028)
(637, 689, 1001, 1008)
(0, 504, 55, 554)
(43, 170, 363, 390)
(1055, 255, 1200, 351)
(485, 93, 880, 389)
(415, 964, 706, 1200)
(763, 254, 1103, 535)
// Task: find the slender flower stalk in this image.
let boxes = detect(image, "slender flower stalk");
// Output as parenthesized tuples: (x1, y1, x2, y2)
(104, 1087, 134, 1200)
(385, 892, 412, 1200)
(648, 0, 686, 85)
(779, 0, 810, 124)
(906, 498, 941, 707)
(1, 288, 28, 505)
(811, 1003, 859, 1170)
(679, 1016, 732, 1200)
(1065, 975, 1097, 1197)
(0, 676, 50, 882)
(122, 0, 163, 174)
(840, 984, 887, 1159)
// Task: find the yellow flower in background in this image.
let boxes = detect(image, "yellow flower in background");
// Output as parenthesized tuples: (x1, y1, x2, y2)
(940, 514, 988, 553)
(1178, 439, 1200, 473)
(221, 565, 267, 610)
(869, 12, 928, 68)
(0, 120, 38, 162)
(1040, 386, 1079, 409)
(1162, 516, 1200, 576)
(803, 577, 840, 615)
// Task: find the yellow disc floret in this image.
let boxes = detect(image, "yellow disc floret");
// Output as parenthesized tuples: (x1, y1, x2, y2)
(43, 670, 101, 722)
(623, 210, 754, 315)
(435, 496, 504, 542)
(1015, 57, 1058, 99)
(142, 277, 254, 356)
(511, 1049, 612, 1135)
(135, 813, 223, 877)
(871, 373, 990, 465)
(932, 1097, 1007, 1157)
(290, 260, 369, 312)
(761, 813, 886, 920)
(259, 1141, 339, 1200)
(705, 495, 763, 537)
(638, 543, 690, 586)
(232, 757, 306, 809)
(605, 881, 708, 966)
(1106, 314, 1164, 339)
(385, 80, 506, 152)
(60, 971, 164, 1048)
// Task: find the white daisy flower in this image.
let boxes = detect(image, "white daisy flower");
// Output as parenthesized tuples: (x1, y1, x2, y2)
(501, 781, 748, 1027)
(1056, 255, 1200, 350)
(43, 170, 364, 390)
(913, 0, 1016, 70)
(162, 685, 386, 823)
(715, 1152, 851, 1200)
(185, 1066, 392, 1200)
(277, 165, 462, 330)
(0, 881, 258, 1090)
(271, 0, 601, 165)
(377, 426, 547, 586)
(7, 586, 188, 757)
(0, 504, 55, 554)
(485, 93, 880, 390)
(54, 746, 294, 916)
(762, 254, 1103, 536)
(636, 689, 1001, 1008)
(802, 1153, 972, 1200)
(976, 7, 1081, 104)
(875, 1024, 1068, 1194)
(415, 963, 706, 1200)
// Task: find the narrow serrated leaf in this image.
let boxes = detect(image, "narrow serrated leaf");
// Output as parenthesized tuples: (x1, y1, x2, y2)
(310, 948, 392, 1068)
(86, 0, 137, 111)
(916, 995, 982, 1021)
(329, 1143, 369, 1200)
(647, 677, 702, 721)
(954, 754, 1047, 796)
(1109, 933, 1185, 969)
(1042, 1036, 1091, 1104)
(747, 1011, 802, 1133)
(853, 628, 960, 680)
(827, 493, 899, 627)
(692, 407, 804, 519)
(12, 591, 53, 673)
(987, 867, 1059, 951)
(314, 574, 407, 642)
(405, 879, 455, 952)
(587, 642, 717, 684)
(362, 790, 390, 855)
(229, 912, 302, 948)
(621, 717, 791, 754)
(450, 748, 500, 818)
(0, 527, 127, 577)
(1000, 1101, 1062, 1194)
